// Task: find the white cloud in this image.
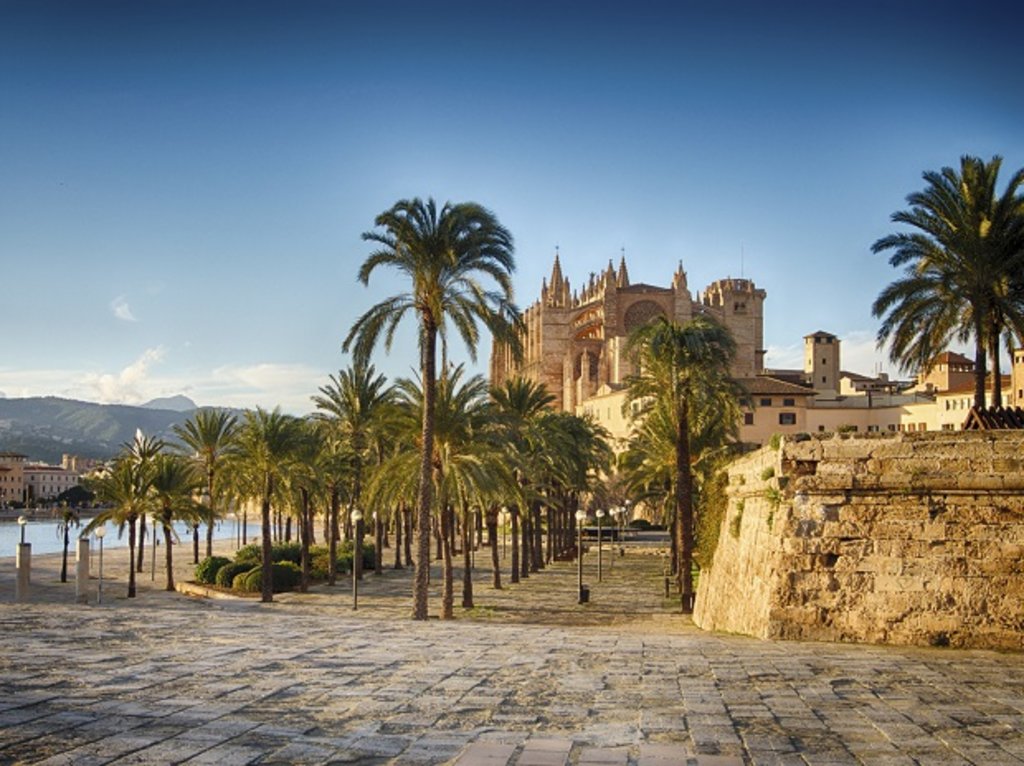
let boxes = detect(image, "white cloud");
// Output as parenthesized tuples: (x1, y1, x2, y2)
(82, 346, 167, 404)
(0, 356, 328, 414)
(110, 295, 137, 322)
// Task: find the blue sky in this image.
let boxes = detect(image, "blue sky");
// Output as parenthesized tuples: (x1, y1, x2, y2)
(1, 1, 1021, 413)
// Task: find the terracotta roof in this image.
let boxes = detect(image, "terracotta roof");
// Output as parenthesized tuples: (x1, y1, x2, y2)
(804, 330, 837, 339)
(737, 376, 816, 396)
(962, 406, 1024, 430)
(930, 351, 974, 366)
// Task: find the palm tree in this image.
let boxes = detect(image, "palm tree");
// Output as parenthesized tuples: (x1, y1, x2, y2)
(150, 453, 200, 591)
(489, 378, 554, 583)
(872, 155, 1024, 408)
(625, 315, 738, 613)
(173, 409, 241, 560)
(54, 503, 80, 583)
(343, 197, 522, 620)
(121, 430, 164, 573)
(82, 457, 152, 598)
(312, 360, 394, 582)
(236, 407, 305, 603)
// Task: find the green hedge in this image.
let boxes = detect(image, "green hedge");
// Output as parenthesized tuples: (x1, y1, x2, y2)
(195, 556, 231, 584)
(236, 541, 302, 565)
(215, 561, 256, 588)
(233, 561, 302, 593)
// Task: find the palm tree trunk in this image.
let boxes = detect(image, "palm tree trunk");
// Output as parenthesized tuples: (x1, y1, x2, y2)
(404, 505, 413, 565)
(60, 528, 70, 583)
(328, 486, 339, 585)
(127, 517, 137, 598)
(136, 515, 146, 573)
(510, 505, 520, 584)
(461, 504, 473, 608)
(974, 327, 988, 410)
(676, 401, 695, 613)
(374, 515, 383, 575)
(441, 505, 454, 619)
(163, 514, 175, 591)
(261, 474, 274, 603)
(487, 507, 501, 589)
(991, 322, 1003, 406)
(520, 508, 530, 580)
(413, 323, 437, 620)
(300, 488, 311, 593)
(394, 506, 404, 569)
(545, 506, 553, 564)
(206, 468, 215, 559)
(532, 502, 543, 571)
(192, 523, 200, 565)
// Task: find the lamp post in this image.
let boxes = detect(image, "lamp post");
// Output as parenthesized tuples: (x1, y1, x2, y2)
(351, 509, 363, 610)
(95, 525, 106, 605)
(608, 507, 619, 571)
(574, 509, 587, 603)
(623, 499, 631, 540)
(16, 515, 30, 602)
(596, 509, 606, 582)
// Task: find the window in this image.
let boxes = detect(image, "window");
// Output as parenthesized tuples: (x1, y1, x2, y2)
(743, 412, 754, 425)
(818, 425, 826, 432)
(779, 413, 796, 426)
(822, 376, 827, 383)
(759, 397, 772, 407)
(887, 424, 897, 432)
(822, 357, 827, 364)
(867, 425, 879, 433)
(783, 398, 795, 407)
(942, 423, 955, 431)
(918, 422, 926, 432)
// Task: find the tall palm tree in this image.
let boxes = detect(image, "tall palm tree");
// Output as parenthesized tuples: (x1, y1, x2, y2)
(872, 155, 1024, 408)
(343, 197, 522, 620)
(625, 315, 738, 613)
(82, 457, 152, 598)
(150, 453, 200, 591)
(173, 409, 241, 560)
(54, 503, 80, 583)
(236, 407, 305, 603)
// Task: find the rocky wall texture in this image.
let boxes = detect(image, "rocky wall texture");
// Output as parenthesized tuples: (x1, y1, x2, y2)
(693, 432, 1024, 650)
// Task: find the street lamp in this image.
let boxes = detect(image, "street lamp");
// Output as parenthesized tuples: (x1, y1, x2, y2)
(95, 525, 107, 605)
(596, 509, 606, 582)
(17, 515, 27, 545)
(574, 509, 587, 603)
(608, 507, 620, 571)
(351, 509, 363, 610)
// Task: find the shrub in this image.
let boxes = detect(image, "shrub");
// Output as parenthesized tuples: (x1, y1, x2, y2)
(235, 543, 261, 564)
(215, 561, 255, 588)
(760, 466, 775, 481)
(628, 518, 652, 530)
(195, 556, 231, 584)
(233, 561, 302, 593)
(235, 541, 302, 565)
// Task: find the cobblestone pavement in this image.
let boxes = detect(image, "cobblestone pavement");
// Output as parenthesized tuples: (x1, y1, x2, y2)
(0, 539, 1022, 765)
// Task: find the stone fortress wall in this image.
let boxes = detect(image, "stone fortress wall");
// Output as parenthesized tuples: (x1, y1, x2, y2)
(693, 431, 1024, 651)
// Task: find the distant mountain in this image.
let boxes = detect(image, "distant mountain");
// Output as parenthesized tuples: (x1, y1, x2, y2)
(0, 396, 197, 464)
(142, 395, 197, 412)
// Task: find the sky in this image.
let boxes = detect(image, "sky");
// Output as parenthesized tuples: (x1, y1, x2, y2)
(1, 1, 1021, 414)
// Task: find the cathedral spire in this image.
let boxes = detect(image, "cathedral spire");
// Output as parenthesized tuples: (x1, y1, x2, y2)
(617, 249, 630, 287)
(550, 248, 563, 290)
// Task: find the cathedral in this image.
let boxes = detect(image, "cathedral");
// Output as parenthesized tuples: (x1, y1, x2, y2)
(489, 253, 767, 412)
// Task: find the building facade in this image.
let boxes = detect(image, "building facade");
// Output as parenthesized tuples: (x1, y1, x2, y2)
(0, 452, 27, 507)
(490, 253, 766, 413)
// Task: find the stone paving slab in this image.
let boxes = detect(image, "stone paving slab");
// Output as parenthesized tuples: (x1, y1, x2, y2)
(0, 540, 1023, 765)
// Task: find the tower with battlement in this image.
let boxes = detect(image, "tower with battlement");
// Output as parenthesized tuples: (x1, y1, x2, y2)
(489, 253, 767, 411)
